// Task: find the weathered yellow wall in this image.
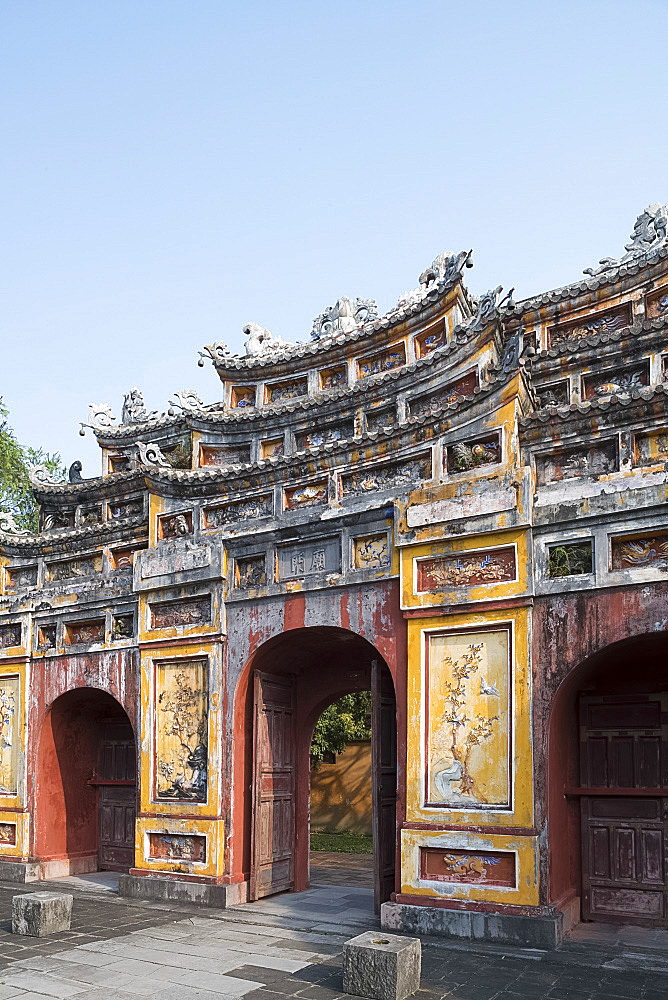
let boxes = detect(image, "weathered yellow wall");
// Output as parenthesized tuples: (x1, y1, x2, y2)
(310, 741, 372, 835)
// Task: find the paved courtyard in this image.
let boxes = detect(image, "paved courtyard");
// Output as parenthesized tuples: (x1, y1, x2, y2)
(0, 875, 664, 999)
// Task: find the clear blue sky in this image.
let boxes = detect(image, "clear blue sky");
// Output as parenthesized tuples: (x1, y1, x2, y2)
(2, 0, 667, 474)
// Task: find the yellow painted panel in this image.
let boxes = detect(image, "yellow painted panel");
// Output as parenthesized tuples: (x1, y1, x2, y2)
(401, 828, 539, 906)
(401, 529, 530, 610)
(134, 816, 224, 878)
(406, 607, 533, 829)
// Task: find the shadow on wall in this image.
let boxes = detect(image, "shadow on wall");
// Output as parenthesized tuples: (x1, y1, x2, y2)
(310, 741, 372, 835)
(35, 687, 134, 868)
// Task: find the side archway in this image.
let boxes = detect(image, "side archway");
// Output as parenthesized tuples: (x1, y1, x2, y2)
(34, 687, 137, 879)
(548, 633, 668, 927)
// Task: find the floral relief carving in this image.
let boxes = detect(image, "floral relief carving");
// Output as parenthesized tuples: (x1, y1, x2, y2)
(265, 377, 308, 404)
(0, 677, 18, 795)
(205, 494, 273, 527)
(343, 455, 431, 495)
(427, 630, 509, 808)
(357, 344, 406, 378)
(446, 435, 501, 474)
(155, 660, 208, 802)
(354, 535, 390, 569)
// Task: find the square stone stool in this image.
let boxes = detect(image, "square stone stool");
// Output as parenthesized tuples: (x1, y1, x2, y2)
(343, 930, 421, 1000)
(12, 892, 73, 937)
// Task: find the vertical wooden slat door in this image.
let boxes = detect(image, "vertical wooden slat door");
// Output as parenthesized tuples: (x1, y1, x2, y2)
(371, 659, 397, 914)
(97, 721, 136, 872)
(580, 694, 667, 925)
(250, 671, 296, 900)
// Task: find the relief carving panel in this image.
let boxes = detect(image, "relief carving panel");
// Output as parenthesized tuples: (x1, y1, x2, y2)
(295, 422, 353, 450)
(646, 285, 668, 319)
(4, 566, 38, 592)
(409, 370, 478, 418)
(611, 532, 668, 570)
(148, 833, 206, 862)
(420, 847, 515, 887)
(582, 362, 649, 399)
(0, 625, 21, 650)
(548, 304, 632, 348)
(535, 440, 617, 486)
(265, 377, 308, 404)
(357, 343, 406, 378)
(150, 595, 211, 630)
(204, 494, 273, 528)
(417, 547, 516, 592)
(446, 434, 501, 474)
(199, 444, 251, 467)
(343, 455, 431, 495)
(48, 556, 102, 582)
(284, 482, 328, 509)
(235, 556, 267, 589)
(353, 535, 390, 569)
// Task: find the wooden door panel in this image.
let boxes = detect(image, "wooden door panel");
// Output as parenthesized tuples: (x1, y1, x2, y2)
(251, 672, 296, 900)
(372, 660, 397, 914)
(580, 694, 667, 926)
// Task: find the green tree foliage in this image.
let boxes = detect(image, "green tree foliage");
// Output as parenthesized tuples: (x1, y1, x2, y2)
(0, 399, 65, 532)
(310, 691, 371, 767)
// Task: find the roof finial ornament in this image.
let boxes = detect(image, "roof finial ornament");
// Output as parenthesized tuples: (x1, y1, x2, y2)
(311, 296, 378, 341)
(168, 390, 205, 414)
(396, 249, 473, 308)
(0, 511, 29, 536)
(122, 388, 158, 425)
(79, 403, 117, 436)
(468, 286, 513, 333)
(28, 464, 59, 488)
(68, 461, 83, 483)
(584, 202, 668, 275)
(243, 322, 285, 356)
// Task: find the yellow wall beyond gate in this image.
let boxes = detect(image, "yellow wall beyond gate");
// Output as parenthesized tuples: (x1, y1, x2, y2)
(310, 742, 372, 835)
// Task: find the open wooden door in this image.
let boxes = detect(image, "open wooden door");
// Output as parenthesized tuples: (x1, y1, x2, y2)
(250, 671, 296, 900)
(371, 659, 397, 913)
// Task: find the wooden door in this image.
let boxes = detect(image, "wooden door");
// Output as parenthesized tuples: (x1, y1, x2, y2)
(371, 659, 397, 913)
(250, 672, 296, 900)
(97, 721, 136, 872)
(580, 694, 668, 925)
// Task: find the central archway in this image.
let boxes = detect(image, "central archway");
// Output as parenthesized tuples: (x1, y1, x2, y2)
(34, 687, 137, 879)
(231, 626, 397, 912)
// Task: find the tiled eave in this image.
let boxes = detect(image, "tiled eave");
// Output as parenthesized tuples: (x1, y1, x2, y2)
(141, 365, 529, 499)
(207, 274, 471, 375)
(91, 316, 502, 444)
(519, 383, 668, 443)
(530, 316, 668, 378)
(501, 246, 668, 323)
(31, 469, 146, 502)
(0, 514, 148, 557)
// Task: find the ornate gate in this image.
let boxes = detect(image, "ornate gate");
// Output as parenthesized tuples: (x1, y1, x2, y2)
(580, 694, 668, 925)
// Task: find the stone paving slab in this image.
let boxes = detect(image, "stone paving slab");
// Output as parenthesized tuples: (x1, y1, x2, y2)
(0, 880, 664, 998)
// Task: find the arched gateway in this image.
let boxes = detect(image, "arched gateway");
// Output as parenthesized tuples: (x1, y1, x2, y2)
(2, 205, 668, 944)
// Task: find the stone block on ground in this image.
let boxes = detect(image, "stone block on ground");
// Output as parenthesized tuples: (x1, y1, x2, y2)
(12, 891, 73, 936)
(343, 929, 421, 1000)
